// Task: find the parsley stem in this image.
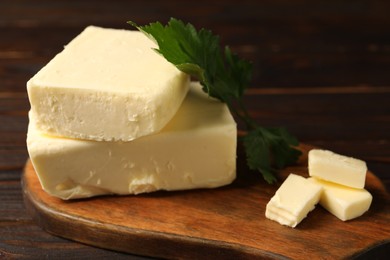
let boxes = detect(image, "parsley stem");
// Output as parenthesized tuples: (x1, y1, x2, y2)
(225, 100, 257, 132)
(237, 99, 257, 130)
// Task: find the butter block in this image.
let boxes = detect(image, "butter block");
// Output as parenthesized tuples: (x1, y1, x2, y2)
(27, 83, 237, 200)
(265, 174, 322, 228)
(308, 177, 372, 221)
(27, 25, 189, 141)
(308, 149, 367, 189)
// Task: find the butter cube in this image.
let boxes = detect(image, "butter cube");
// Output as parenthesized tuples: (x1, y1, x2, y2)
(27, 83, 237, 200)
(308, 177, 372, 221)
(27, 26, 189, 141)
(308, 149, 367, 189)
(265, 174, 322, 228)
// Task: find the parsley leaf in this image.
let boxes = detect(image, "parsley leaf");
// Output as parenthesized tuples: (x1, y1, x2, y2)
(128, 18, 301, 183)
(242, 127, 301, 183)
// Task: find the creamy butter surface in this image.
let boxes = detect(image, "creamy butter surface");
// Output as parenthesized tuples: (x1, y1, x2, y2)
(308, 149, 367, 189)
(27, 83, 237, 199)
(308, 177, 372, 221)
(265, 174, 322, 228)
(27, 26, 189, 141)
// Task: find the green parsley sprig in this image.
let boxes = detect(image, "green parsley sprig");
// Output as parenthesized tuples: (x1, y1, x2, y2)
(128, 18, 301, 183)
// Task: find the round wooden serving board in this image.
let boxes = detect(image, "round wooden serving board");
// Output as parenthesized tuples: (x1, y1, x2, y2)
(22, 144, 390, 259)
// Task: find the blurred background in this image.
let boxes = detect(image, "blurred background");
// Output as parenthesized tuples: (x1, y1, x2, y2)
(2, 0, 390, 88)
(0, 0, 389, 258)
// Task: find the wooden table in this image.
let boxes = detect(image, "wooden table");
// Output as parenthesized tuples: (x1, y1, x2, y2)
(1, 1, 389, 258)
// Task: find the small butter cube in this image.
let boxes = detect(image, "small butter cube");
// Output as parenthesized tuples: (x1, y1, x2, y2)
(308, 149, 367, 189)
(265, 174, 322, 228)
(27, 26, 189, 141)
(308, 177, 372, 221)
(27, 83, 237, 200)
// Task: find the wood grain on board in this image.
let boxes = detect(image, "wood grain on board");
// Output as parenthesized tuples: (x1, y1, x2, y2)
(22, 145, 390, 259)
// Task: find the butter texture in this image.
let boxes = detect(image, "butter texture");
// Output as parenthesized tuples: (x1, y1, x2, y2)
(265, 174, 322, 228)
(27, 25, 189, 141)
(308, 177, 372, 221)
(308, 149, 367, 189)
(27, 83, 237, 199)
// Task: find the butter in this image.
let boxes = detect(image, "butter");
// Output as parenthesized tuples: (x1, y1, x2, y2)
(308, 149, 367, 189)
(308, 177, 372, 221)
(265, 174, 322, 228)
(27, 83, 237, 199)
(27, 25, 189, 141)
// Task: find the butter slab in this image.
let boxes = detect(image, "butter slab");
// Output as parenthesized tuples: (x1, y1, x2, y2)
(27, 83, 237, 199)
(27, 26, 189, 141)
(308, 177, 372, 221)
(308, 149, 367, 189)
(265, 174, 322, 228)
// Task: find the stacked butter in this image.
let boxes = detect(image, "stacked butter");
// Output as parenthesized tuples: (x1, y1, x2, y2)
(265, 174, 322, 228)
(308, 149, 372, 221)
(27, 26, 237, 200)
(266, 149, 372, 228)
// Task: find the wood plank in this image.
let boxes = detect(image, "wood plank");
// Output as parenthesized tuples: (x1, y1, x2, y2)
(2, 1, 390, 89)
(22, 145, 390, 259)
(0, 222, 134, 259)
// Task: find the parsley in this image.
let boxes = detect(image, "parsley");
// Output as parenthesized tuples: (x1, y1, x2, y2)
(128, 18, 301, 183)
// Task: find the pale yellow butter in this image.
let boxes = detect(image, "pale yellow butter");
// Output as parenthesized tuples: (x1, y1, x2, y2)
(27, 26, 189, 141)
(308, 177, 372, 221)
(308, 149, 367, 189)
(27, 83, 237, 200)
(265, 174, 322, 228)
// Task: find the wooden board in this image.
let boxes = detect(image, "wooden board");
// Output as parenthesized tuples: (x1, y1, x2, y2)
(22, 144, 390, 259)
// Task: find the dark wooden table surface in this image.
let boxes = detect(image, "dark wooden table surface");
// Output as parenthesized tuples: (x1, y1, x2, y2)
(1, 0, 389, 259)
